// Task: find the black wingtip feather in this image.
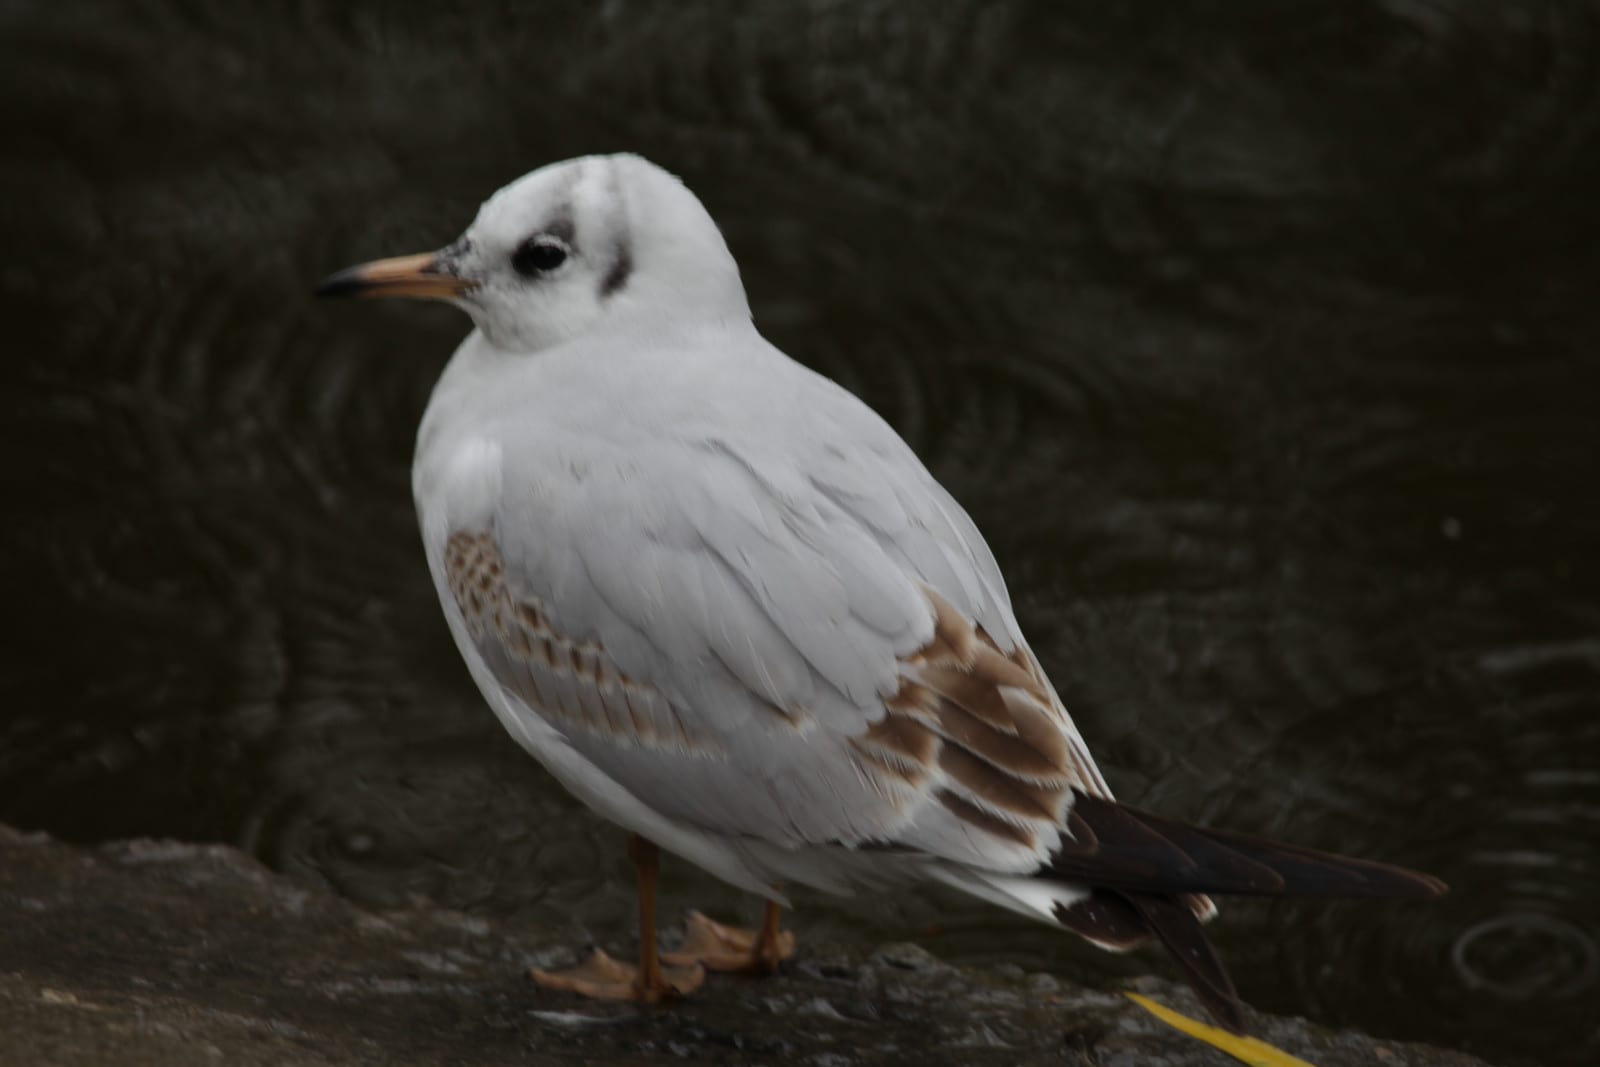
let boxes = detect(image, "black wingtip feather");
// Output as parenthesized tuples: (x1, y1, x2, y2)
(1044, 793, 1447, 1035)
(1051, 794, 1448, 900)
(1052, 889, 1149, 950)
(1126, 892, 1247, 1034)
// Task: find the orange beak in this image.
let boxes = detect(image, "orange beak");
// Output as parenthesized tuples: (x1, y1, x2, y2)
(315, 252, 472, 301)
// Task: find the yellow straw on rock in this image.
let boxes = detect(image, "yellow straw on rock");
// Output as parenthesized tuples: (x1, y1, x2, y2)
(1124, 992, 1319, 1067)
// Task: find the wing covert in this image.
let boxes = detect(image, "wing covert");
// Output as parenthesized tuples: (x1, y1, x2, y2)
(428, 396, 1109, 867)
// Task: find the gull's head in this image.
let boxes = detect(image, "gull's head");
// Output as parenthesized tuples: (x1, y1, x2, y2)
(316, 154, 749, 352)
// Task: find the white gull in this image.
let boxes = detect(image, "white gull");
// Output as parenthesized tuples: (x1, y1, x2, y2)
(318, 153, 1444, 1030)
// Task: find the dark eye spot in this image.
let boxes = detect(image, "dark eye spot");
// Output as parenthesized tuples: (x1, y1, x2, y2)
(512, 236, 570, 277)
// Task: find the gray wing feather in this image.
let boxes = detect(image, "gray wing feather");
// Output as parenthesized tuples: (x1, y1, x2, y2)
(464, 434, 917, 845)
(441, 364, 1063, 860)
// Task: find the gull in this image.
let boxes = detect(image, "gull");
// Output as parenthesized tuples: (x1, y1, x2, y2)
(317, 153, 1445, 1030)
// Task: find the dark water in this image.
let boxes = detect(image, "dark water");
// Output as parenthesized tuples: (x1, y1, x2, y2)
(4, 3, 1598, 1064)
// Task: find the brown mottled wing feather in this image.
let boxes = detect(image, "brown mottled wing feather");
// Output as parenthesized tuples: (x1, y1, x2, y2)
(850, 587, 1115, 862)
(443, 530, 720, 755)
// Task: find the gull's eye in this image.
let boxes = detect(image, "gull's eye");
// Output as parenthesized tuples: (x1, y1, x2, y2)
(512, 236, 570, 277)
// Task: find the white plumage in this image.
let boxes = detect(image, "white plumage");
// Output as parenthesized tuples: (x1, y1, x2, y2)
(410, 156, 1094, 888)
(319, 153, 1445, 1029)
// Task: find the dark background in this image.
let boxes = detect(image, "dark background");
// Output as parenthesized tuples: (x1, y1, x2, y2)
(4, 4, 1598, 1065)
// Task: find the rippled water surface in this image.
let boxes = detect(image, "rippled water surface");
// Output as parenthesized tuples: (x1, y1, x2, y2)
(4, 4, 1598, 1065)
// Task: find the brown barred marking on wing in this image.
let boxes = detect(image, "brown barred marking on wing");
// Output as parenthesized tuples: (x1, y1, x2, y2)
(851, 584, 1103, 847)
(918, 590, 979, 664)
(915, 665, 1019, 734)
(884, 681, 939, 720)
(937, 745, 1063, 822)
(851, 713, 939, 793)
(936, 789, 1035, 847)
(444, 530, 719, 755)
(931, 701, 1068, 783)
(855, 712, 939, 766)
(1006, 642, 1110, 794)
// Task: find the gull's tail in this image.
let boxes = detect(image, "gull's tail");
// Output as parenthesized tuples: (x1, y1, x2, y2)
(964, 792, 1448, 1034)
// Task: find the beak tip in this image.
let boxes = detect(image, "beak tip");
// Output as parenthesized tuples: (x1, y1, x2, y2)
(314, 268, 363, 300)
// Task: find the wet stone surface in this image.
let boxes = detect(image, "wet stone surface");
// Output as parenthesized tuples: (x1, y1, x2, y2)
(0, 825, 1496, 1067)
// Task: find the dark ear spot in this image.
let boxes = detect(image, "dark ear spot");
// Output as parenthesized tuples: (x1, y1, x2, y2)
(600, 242, 632, 298)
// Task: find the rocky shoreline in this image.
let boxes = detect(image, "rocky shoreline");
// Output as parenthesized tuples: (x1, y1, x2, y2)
(0, 825, 1493, 1066)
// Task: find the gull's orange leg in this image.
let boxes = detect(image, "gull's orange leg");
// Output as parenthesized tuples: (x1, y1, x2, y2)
(530, 834, 705, 1002)
(662, 892, 797, 975)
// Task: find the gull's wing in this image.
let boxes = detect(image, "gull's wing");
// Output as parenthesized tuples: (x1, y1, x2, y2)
(426, 370, 1110, 871)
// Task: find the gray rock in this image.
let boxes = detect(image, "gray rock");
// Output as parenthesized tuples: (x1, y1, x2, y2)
(0, 825, 1496, 1066)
